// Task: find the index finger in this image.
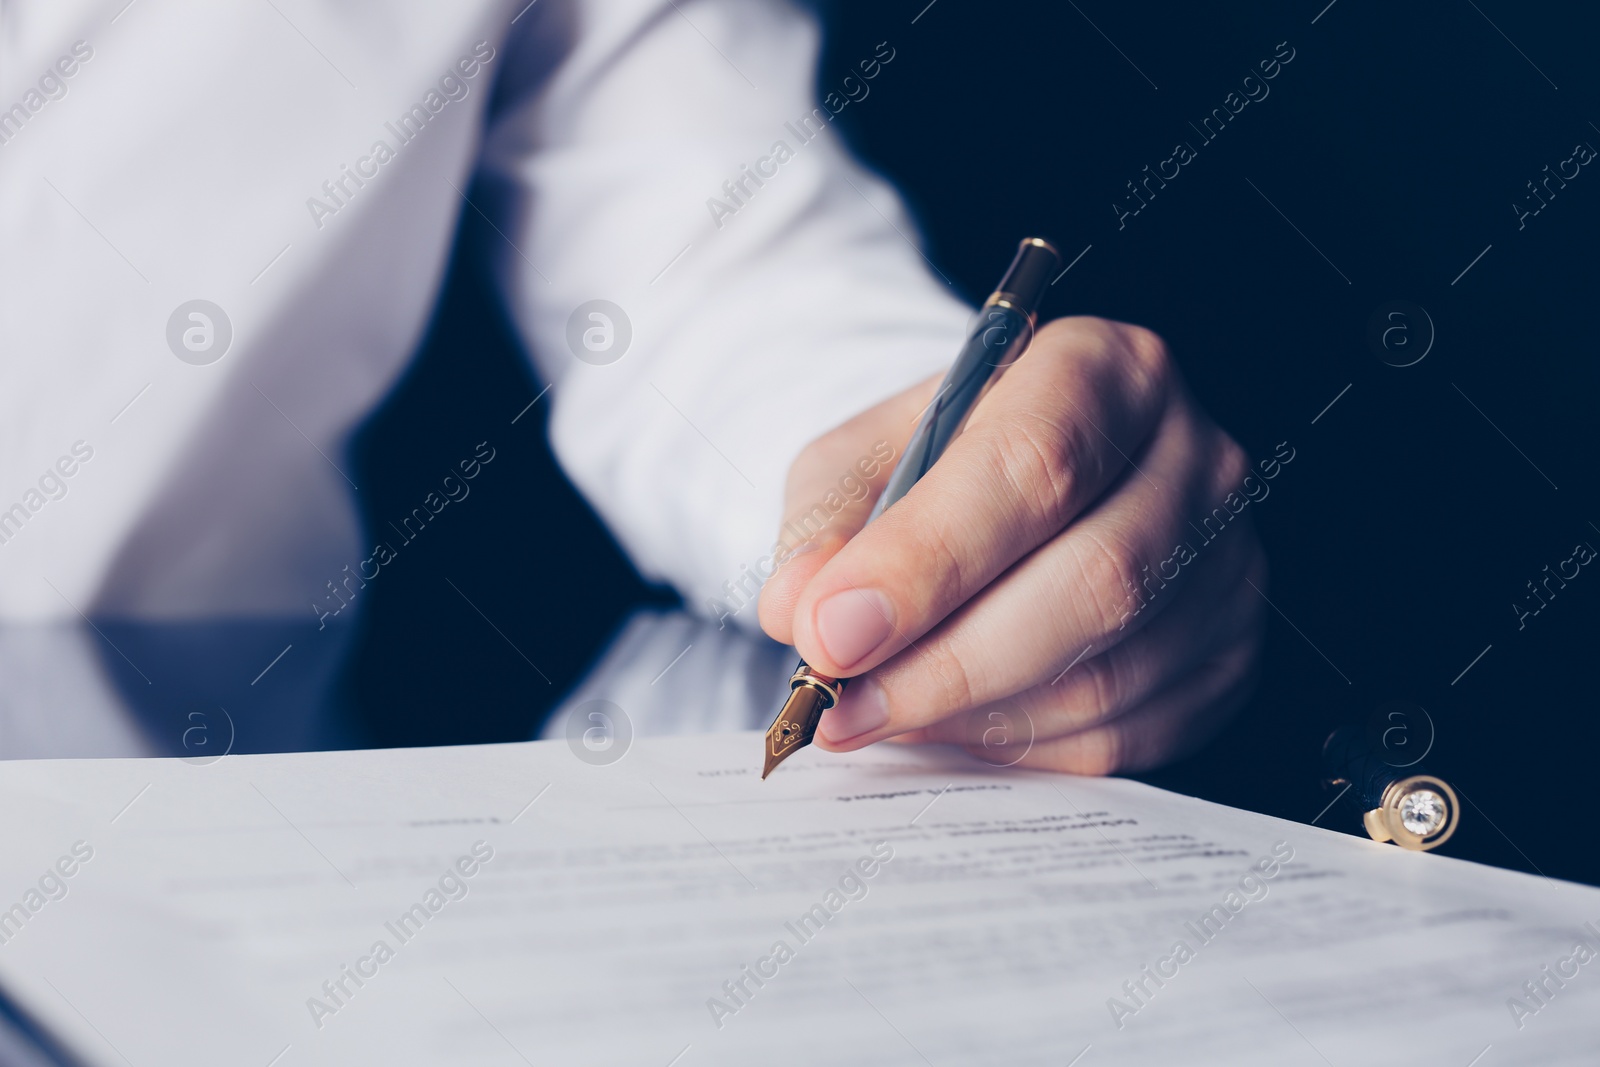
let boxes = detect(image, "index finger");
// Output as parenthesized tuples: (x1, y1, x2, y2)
(789, 317, 1171, 680)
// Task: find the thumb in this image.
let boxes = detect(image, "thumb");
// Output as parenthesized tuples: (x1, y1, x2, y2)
(758, 372, 942, 645)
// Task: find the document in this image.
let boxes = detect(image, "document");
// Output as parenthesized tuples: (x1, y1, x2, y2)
(0, 732, 1593, 1065)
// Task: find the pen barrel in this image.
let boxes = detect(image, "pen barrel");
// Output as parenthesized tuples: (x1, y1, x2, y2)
(869, 302, 1035, 521)
(1322, 726, 1415, 812)
(867, 237, 1059, 521)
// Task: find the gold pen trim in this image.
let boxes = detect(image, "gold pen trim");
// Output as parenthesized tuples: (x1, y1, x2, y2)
(1361, 775, 1459, 851)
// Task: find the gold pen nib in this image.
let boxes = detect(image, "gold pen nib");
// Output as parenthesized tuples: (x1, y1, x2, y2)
(763, 687, 824, 779)
(762, 664, 845, 779)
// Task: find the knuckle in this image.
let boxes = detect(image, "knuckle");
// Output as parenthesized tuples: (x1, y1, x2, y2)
(1215, 437, 1251, 490)
(916, 641, 979, 720)
(782, 436, 833, 501)
(989, 413, 1087, 532)
(790, 430, 833, 473)
(1118, 324, 1172, 403)
(1034, 315, 1092, 350)
(913, 522, 971, 615)
(1121, 323, 1169, 371)
(1036, 316, 1169, 413)
(1071, 532, 1145, 636)
(1066, 726, 1123, 777)
(1080, 649, 1131, 725)
(1056, 643, 1148, 733)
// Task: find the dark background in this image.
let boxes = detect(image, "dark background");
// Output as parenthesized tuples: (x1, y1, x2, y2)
(343, 2, 1600, 885)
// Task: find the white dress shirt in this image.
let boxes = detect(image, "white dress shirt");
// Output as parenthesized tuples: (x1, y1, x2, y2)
(0, 0, 969, 754)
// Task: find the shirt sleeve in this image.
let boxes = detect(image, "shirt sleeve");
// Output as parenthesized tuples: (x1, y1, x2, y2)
(477, 0, 971, 630)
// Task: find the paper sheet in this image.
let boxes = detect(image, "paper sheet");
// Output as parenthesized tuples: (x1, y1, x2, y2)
(0, 732, 1593, 1065)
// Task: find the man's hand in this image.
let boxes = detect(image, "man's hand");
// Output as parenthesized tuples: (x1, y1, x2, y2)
(758, 317, 1268, 775)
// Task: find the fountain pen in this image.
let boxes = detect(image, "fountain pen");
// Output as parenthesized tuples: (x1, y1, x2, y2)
(762, 237, 1062, 778)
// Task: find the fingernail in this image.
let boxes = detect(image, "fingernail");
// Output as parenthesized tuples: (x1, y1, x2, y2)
(814, 588, 895, 672)
(820, 676, 890, 744)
